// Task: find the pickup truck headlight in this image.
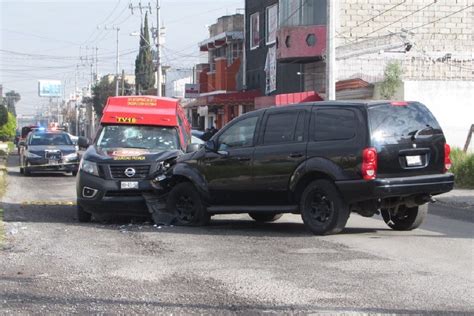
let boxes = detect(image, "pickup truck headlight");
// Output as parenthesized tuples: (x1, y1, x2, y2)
(80, 159, 99, 176)
(26, 152, 42, 158)
(63, 153, 78, 161)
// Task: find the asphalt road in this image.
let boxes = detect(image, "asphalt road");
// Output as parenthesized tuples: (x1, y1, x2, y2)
(1, 155, 473, 314)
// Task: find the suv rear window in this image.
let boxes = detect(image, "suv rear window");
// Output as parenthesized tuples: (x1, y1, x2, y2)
(369, 102, 442, 143)
(263, 111, 300, 144)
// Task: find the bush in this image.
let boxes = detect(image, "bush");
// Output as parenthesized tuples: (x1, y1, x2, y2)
(0, 112, 16, 142)
(450, 148, 474, 189)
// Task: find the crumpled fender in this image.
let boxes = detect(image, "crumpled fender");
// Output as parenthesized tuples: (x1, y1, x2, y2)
(170, 163, 211, 201)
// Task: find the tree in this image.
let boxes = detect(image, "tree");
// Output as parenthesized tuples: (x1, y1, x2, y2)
(0, 104, 8, 127)
(0, 112, 17, 141)
(135, 13, 156, 94)
(5, 90, 21, 116)
(380, 61, 402, 99)
(87, 75, 133, 117)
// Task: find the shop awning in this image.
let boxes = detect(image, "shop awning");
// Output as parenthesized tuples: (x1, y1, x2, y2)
(188, 90, 262, 108)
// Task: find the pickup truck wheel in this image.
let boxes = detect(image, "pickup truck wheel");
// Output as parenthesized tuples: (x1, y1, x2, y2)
(381, 204, 428, 231)
(249, 213, 283, 223)
(77, 204, 92, 223)
(166, 182, 210, 226)
(300, 179, 349, 235)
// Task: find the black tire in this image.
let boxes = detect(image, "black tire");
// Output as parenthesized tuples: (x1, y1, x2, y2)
(24, 166, 31, 176)
(300, 179, 350, 235)
(381, 204, 428, 231)
(166, 182, 210, 226)
(20, 167, 24, 174)
(77, 204, 92, 223)
(72, 170, 78, 177)
(249, 213, 283, 222)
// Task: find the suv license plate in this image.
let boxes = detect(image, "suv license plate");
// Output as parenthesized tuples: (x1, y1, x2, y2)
(121, 181, 139, 190)
(406, 155, 422, 166)
(49, 159, 59, 165)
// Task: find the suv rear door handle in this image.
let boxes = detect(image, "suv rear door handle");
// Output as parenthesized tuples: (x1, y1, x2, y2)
(237, 157, 251, 162)
(289, 153, 303, 158)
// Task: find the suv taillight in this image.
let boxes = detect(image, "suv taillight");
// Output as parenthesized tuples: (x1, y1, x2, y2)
(444, 143, 452, 172)
(362, 147, 377, 180)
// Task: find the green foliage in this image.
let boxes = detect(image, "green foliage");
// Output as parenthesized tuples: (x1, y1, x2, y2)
(380, 62, 402, 99)
(88, 76, 133, 117)
(4, 90, 20, 117)
(450, 148, 474, 188)
(135, 13, 156, 94)
(0, 104, 8, 127)
(0, 112, 17, 141)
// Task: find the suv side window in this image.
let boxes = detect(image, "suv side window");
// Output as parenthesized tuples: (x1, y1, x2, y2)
(218, 116, 259, 150)
(312, 108, 357, 141)
(263, 111, 301, 145)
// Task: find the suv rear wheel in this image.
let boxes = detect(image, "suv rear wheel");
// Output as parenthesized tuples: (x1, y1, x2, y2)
(381, 204, 427, 231)
(249, 213, 283, 223)
(300, 179, 350, 235)
(166, 182, 210, 226)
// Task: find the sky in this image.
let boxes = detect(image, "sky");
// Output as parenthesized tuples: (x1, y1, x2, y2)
(0, 0, 243, 116)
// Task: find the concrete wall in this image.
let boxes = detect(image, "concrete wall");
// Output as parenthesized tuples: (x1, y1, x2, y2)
(403, 80, 474, 150)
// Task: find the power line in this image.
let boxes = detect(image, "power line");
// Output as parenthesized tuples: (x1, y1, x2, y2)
(362, 0, 438, 38)
(407, 4, 473, 32)
(339, 1, 407, 36)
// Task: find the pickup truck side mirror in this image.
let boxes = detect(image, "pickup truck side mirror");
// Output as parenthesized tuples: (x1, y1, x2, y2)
(78, 137, 90, 149)
(186, 143, 202, 153)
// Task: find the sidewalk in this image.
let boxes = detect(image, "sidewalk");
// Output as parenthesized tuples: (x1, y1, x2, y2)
(436, 189, 474, 210)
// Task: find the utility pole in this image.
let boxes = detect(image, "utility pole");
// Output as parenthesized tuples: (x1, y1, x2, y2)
(100, 25, 120, 96)
(326, 0, 336, 100)
(75, 64, 79, 136)
(155, 0, 162, 97)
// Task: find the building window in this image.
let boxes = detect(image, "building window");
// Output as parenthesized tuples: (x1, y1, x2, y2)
(250, 12, 260, 50)
(279, 0, 326, 27)
(266, 4, 278, 45)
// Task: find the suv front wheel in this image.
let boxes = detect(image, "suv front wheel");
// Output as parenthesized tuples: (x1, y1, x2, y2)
(300, 179, 350, 235)
(166, 182, 210, 226)
(381, 204, 428, 231)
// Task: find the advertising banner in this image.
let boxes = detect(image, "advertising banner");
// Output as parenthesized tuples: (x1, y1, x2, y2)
(38, 80, 62, 97)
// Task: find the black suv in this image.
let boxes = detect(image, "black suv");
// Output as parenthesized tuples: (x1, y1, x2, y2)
(151, 101, 454, 235)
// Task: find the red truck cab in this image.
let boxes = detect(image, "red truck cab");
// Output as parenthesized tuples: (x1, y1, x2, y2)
(76, 96, 191, 222)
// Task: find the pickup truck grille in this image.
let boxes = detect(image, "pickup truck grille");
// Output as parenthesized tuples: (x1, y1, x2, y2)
(109, 165, 150, 179)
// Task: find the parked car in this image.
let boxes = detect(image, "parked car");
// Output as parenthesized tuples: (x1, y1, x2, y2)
(149, 101, 454, 235)
(20, 128, 80, 176)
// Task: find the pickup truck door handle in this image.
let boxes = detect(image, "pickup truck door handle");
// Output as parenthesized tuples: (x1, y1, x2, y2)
(289, 153, 303, 158)
(237, 157, 251, 162)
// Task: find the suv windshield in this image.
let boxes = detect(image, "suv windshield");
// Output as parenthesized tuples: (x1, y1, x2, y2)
(369, 102, 442, 144)
(29, 133, 73, 146)
(97, 125, 179, 151)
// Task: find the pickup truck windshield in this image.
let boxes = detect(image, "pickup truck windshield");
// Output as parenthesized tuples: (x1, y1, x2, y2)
(97, 125, 179, 151)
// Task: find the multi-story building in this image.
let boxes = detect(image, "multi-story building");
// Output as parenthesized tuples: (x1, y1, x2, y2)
(243, 0, 472, 147)
(188, 13, 260, 130)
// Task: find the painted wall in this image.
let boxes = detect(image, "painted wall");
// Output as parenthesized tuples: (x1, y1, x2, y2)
(403, 80, 474, 150)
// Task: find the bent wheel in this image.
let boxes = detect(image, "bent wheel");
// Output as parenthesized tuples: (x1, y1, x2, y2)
(300, 179, 350, 235)
(166, 182, 210, 226)
(381, 204, 428, 231)
(249, 213, 283, 223)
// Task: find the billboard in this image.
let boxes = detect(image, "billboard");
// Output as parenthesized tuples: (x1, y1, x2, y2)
(38, 80, 62, 97)
(184, 84, 200, 99)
